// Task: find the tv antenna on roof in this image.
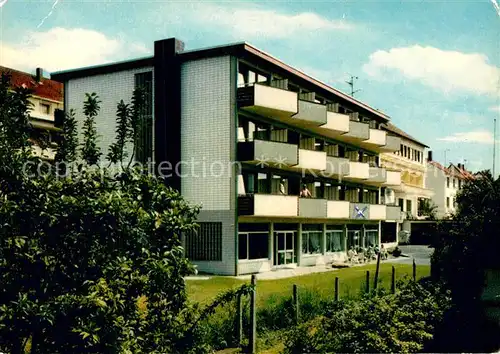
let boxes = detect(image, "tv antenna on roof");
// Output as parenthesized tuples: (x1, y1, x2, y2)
(346, 74, 361, 97)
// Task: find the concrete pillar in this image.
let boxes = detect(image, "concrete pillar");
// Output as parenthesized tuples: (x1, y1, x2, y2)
(297, 223, 302, 265)
(322, 223, 327, 255)
(269, 222, 274, 266)
(343, 224, 348, 252)
(378, 221, 382, 247)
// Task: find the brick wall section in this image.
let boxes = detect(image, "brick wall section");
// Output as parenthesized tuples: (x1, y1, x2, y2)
(65, 67, 154, 163)
(180, 56, 236, 275)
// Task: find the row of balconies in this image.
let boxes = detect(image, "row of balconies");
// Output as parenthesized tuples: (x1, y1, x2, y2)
(237, 139, 401, 186)
(237, 84, 401, 153)
(238, 194, 404, 221)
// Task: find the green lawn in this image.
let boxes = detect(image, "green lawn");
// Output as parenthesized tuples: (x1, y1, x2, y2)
(187, 263, 430, 306)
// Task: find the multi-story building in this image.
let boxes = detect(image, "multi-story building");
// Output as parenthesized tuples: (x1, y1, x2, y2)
(1, 66, 63, 160)
(380, 123, 433, 222)
(426, 153, 475, 218)
(53, 37, 406, 275)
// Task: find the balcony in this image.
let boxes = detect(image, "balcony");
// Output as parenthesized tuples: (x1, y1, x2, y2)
(380, 135, 401, 152)
(386, 205, 404, 221)
(238, 139, 298, 166)
(237, 84, 298, 120)
(296, 149, 327, 171)
(350, 203, 387, 220)
(298, 199, 351, 219)
(364, 129, 387, 146)
(238, 194, 298, 217)
(366, 166, 387, 184)
(383, 170, 401, 186)
(345, 161, 369, 180)
(340, 120, 370, 143)
(325, 156, 350, 177)
(292, 100, 327, 126)
(327, 200, 350, 219)
(299, 198, 327, 218)
(322, 111, 350, 134)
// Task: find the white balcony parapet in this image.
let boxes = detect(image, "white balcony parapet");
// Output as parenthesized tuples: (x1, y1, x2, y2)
(346, 161, 369, 180)
(327, 200, 350, 219)
(238, 84, 298, 118)
(254, 194, 298, 217)
(323, 111, 350, 134)
(364, 128, 386, 146)
(350, 203, 387, 220)
(297, 149, 327, 171)
(384, 170, 402, 186)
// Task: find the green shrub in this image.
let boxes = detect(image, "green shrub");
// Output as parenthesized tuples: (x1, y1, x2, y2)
(283, 279, 452, 353)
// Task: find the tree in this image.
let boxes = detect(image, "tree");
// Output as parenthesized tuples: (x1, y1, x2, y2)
(55, 108, 78, 165)
(80, 92, 101, 166)
(419, 199, 438, 220)
(0, 75, 210, 353)
(106, 100, 130, 167)
(429, 171, 500, 351)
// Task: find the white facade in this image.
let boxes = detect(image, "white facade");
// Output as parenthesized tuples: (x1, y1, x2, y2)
(426, 163, 464, 218)
(65, 66, 154, 161)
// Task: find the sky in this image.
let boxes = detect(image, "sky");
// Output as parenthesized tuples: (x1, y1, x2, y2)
(1, 0, 499, 174)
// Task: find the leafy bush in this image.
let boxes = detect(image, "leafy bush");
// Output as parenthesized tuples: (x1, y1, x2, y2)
(283, 279, 452, 353)
(0, 73, 215, 353)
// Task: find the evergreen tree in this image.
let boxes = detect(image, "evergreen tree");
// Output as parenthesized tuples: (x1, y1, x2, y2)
(55, 109, 78, 165)
(107, 100, 130, 167)
(81, 92, 101, 166)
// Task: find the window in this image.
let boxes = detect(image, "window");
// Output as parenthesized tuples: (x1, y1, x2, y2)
(40, 103, 50, 114)
(134, 71, 153, 164)
(458, 179, 462, 189)
(453, 178, 456, 188)
(447, 177, 450, 188)
(398, 198, 404, 211)
(446, 197, 450, 208)
(238, 232, 269, 260)
(406, 200, 412, 216)
(185, 222, 222, 261)
(365, 230, 379, 248)
(302, 224, 322, 254)
(326, 229, 344, 252)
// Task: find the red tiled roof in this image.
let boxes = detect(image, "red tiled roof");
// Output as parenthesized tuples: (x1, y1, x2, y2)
(0, 66, 63, 102)
(428, 161, 476, 180)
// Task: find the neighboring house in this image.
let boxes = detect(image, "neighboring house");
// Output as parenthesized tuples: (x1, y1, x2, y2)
(380, 123, 434, 222)
(53, 37, 406, 275)
(426, 153, 475, 218)
(1, 66, 63, 160)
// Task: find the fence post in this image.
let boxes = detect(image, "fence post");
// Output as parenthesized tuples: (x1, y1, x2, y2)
(237, 293, 243, 347)
(365, 270, 370, 293)
(412, 258, 417, 282)
(334, 277, 339, 302)
(249, 274, 257, 354)
(293, 284, 300, 324)
(373, 252, 381, 290)
(391, 265, 396, 294)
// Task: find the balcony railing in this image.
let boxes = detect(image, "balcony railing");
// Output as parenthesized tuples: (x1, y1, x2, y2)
(237, 84, 298, 119)
(367, 166, 387, 184)
(350, 203, 387, 220)
(238, 139, 298, 166)
(325, 156, 350, 177)
(327, 200, 350, 219)
(381, 135, 401, 152)
(238, 194, 298, 217)
(386, 205, 404, 221)
(292, 100, 327, 126)
(345, 161, 369, 180)
(297, 149, 327, 171)
(342, 120, 370, 141)
(322, 111, 350, 134)
(299, 198, 327, 218)
(364, 128, 387, 146)
(384, 170, 402, 186)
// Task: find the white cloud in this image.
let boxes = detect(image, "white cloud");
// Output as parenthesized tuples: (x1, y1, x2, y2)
(166, 3, 352, 39)
(0, 27, 149, 74)
(438, 130, 495, 144)
(363, 45, 500, 97)
(489, 105, 500, 113)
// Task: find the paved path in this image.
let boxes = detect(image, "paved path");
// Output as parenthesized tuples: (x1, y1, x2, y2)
(388, 245, 433, 266)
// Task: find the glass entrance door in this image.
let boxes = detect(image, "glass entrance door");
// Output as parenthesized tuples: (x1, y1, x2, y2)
(347, 230, 362, 250)
(274, 231, 296, 266)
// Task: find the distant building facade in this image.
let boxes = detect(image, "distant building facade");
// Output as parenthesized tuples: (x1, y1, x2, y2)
(1, 66, 63, 160)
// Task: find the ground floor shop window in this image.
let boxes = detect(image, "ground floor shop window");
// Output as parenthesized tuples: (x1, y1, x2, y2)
(326, 229, 344, 252)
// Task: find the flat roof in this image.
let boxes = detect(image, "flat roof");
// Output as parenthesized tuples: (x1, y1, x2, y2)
(52, 38, 391, 122)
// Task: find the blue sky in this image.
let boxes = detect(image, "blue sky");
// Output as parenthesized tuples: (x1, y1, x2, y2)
(1, 0, 499, 173)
